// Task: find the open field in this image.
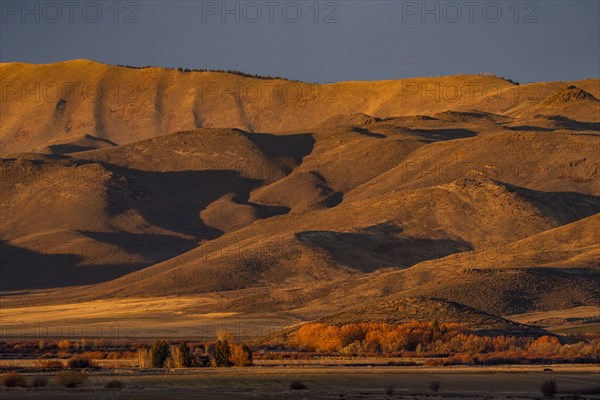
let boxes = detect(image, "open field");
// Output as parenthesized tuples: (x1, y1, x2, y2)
(2, 298, 598, 342)
(1, 365, 599, 400)
(508, 306, 600, 333)
(0, 295, 300, 339)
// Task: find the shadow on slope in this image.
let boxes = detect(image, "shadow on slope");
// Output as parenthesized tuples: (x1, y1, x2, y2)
(295, 224, 472, 271)
(46, 135, 118, 155)
(408, 128, 478, 143)
(249, 170, 343, 213)
(508, 115, 600, 132)
(543, 115, 600, 131)
(506, 126, 555, 132)
(495, 183, 600, 225)
(79, 231, 198, 265)
(0, 240, 156, 290)
(245, 132, 315, 166)
(103, 166, 282, 241)
(425, 267, 600, 316)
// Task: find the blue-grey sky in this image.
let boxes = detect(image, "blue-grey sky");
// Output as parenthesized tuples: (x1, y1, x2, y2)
(1, 0, 598, 83)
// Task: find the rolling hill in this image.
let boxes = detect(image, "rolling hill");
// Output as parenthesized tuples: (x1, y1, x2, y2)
(0, 60, 599, 334)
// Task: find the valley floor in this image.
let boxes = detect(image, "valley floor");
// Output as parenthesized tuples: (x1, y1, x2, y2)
(2, 294, 598, 339)
(1, 365, 599, 399)
(0, 294, 309, 340)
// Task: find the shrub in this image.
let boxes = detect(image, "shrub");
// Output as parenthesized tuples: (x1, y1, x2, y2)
(529, 336, 561, 356)
(541, 380, 557, 397)
(57, 339, 70, 349)
(171, 342, 192, 368)
(37, 360, 63, 370)
(164, 356, 174, 369)
(67, 356, 94, 369)
(104, 379, 124, 389)
(385, 385, 394, 395)
(55, 370, 87, 388)
(151, 340, 170, 368)
(214, 339, 232, 367)
(290, 380, 307, 390)
(430, 380, 441, 392)
(1, 372, 23, 387)
(137, 348, 152, 368)
(106, 352, 122, 360)
(123, 351, 136, 359)
(230, 344, 253, 367)
(31, 376, 48, 387)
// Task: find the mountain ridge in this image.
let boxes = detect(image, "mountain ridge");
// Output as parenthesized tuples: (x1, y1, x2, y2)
(1, 62, 599, 334)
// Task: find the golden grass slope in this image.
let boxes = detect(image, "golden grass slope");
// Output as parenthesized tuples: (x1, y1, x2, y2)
(6, 60, 596, 153)
(346, 129, 600, 198)
(1, 62, 599, 329)
(2, 113, 599, 298)
(333, 214, 600, 316)
(318, 296, 544, 336)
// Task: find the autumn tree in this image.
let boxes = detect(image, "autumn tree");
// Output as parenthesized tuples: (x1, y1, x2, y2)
(214, 339, 232, 367)
(528, 336, 561, 356)
(230, 344, 253, 367)
(151, 340, 169, 368)
(171, 342, 192, 368)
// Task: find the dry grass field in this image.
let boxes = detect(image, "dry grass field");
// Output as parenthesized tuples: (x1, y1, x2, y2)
(0, 295, 300, 339)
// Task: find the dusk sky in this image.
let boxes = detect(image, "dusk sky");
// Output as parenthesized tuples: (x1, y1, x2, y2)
(1, 0, 599, 83)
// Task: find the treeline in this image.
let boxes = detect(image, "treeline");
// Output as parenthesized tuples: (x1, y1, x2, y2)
(289, 322, 600, 360)
(476, 72, 520, 85)
(2, 322, 599, 367)
(292, 321, 462, 353)
(137, 333, 252, 368)
(1, 334, 252, 369)
(115, 64, 298, 81)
